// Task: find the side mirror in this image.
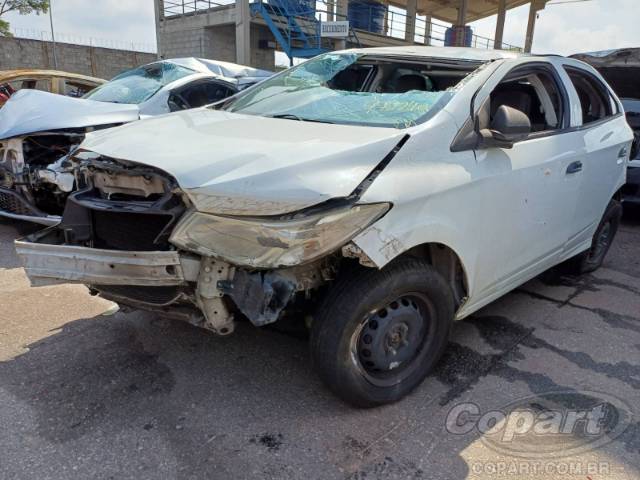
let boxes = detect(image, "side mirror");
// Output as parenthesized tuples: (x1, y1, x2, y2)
(478, 105, 532, 149)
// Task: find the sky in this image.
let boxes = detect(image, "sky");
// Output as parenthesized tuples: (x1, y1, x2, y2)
(3, 0, 640, 58)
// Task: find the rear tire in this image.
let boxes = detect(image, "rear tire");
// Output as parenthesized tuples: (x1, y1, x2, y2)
(310, 259, 454, 408)
(567, 199, 622, 274)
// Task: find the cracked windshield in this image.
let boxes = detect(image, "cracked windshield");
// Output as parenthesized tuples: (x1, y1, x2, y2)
(224, 52, 479, 128)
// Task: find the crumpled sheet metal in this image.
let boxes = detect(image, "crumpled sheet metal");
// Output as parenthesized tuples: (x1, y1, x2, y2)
(0, 89, 139, 140)
(79, 108, 405, 216)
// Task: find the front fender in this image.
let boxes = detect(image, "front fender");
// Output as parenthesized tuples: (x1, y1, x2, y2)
(352, 201, 478, 298)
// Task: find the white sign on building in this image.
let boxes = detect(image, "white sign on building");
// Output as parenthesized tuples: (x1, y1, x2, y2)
(320, 21, 350, 38)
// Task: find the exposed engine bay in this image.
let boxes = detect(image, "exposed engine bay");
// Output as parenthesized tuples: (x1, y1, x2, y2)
(0, 127, 119, 224)
(18, 153, 347, 335)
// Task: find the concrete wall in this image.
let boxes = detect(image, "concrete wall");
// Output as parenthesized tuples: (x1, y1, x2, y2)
(159, 13, 276, 70)
(0, 37, 156, 80)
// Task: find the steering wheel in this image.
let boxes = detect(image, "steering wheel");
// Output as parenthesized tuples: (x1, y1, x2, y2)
(168, 93, 190, 112)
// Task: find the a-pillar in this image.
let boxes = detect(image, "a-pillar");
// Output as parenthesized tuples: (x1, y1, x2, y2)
(494, 0, 506, 49)
(235, 0, 251, 65)
(525, 0, 547, 53)
(405, 0, 417, 44)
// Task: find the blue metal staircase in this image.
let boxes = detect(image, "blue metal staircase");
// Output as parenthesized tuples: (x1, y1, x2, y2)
(251, 0, 360, 63)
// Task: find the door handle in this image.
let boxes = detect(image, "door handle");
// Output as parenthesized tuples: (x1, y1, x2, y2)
(566, 161, 583, 174)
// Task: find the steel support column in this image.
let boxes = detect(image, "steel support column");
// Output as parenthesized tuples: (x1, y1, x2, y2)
(327, 0, 336, 21)
(154, 0, 165, 59)
(424, 15, 432, 45)
(405, 0, 418, 44)
(456, 0, 468, 47)
(335, 0, 349, 49)
(525, 0, 546, 53)
(494, 0, 506, 49)
(235, 0, 251, 65)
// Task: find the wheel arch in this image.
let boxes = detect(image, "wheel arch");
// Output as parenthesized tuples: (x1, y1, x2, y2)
(396, 242, 470, 310)
(351, 231, 472, 311)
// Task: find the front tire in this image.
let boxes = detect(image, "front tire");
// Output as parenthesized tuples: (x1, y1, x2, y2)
(310, 259, 454, 407)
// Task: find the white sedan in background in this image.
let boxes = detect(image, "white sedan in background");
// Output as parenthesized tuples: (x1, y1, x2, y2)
(83, 57, 273, 116)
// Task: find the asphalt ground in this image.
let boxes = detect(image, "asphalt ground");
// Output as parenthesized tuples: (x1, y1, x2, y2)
(0, 208, 639, 480)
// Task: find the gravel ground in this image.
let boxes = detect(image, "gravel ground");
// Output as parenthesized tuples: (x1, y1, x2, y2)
(0, 209, 639, 480)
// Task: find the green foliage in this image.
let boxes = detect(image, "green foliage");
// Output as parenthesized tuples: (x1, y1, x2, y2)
(0, 19, 10, 37)
(0, 0, 50, 37)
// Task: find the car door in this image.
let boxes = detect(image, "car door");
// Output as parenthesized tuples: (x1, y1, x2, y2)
(469, 62, 584, 291)
(560, 64, 631, 245)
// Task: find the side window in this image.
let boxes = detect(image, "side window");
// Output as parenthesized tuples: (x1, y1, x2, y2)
(10, 79, 51, 92)
(201, 81, 236, 105)
(64, 81, 96, 98)
(490, 68, 565, 133)
(169, 81, 237, 111)
(564, 67, 614, 125)
(26, 79, 51, 91)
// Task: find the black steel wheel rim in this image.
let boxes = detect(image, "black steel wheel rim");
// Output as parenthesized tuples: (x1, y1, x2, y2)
(350, 293, 435, 388)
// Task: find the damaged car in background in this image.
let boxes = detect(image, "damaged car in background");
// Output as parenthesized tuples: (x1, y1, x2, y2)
(16, 47, 633, 406)
(0, 69, 104, 107)
(0, 58, 272, 225)
(572, 48, 640, 204)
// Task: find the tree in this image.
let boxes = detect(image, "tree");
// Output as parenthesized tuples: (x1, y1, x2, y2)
(0, 0, 50, 37)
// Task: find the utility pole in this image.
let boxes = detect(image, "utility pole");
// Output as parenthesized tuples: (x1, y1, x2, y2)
(49, 0, 58, 69)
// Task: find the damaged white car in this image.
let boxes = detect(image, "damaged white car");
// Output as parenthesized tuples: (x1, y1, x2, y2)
(0, 58, 272, 225)
(16, 47, 633, 406)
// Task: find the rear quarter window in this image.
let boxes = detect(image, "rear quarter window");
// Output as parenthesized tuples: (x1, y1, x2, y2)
(564, 66, 618, 125)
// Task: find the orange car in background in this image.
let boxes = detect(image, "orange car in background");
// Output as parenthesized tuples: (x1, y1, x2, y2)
(0, 69, 104, 107)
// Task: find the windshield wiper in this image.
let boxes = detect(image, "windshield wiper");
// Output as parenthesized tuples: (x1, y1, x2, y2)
(271, 113, 305, 121)
(270, 113, 334, 124)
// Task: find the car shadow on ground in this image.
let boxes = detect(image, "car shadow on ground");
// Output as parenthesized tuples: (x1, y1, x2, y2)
(1, 285, 638, 478)
(0, 214, 639, 479)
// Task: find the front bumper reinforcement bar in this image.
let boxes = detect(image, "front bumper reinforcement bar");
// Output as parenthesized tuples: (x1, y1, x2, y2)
(15, 228, 188, 287)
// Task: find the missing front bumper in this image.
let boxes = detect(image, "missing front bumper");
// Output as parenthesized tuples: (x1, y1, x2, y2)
(14, 227, 237, 335)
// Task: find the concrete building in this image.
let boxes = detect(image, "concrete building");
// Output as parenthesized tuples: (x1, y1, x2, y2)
(154, 0, 549, 69)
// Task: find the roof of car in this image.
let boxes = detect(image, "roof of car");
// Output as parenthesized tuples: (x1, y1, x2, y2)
(0, 69, 105, 84)
(154, 58, 273, 79)
(338, 46, 524, 61)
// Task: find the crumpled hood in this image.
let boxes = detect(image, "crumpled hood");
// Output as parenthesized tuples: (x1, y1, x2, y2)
(0, 89, 140, 140)
(80, 108, 406, 215)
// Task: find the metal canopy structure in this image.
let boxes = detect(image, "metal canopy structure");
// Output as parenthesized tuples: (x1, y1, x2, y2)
(388, 0, 535, 23)
(155, 0, 550, 70)
(379, 0, 548, 52)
